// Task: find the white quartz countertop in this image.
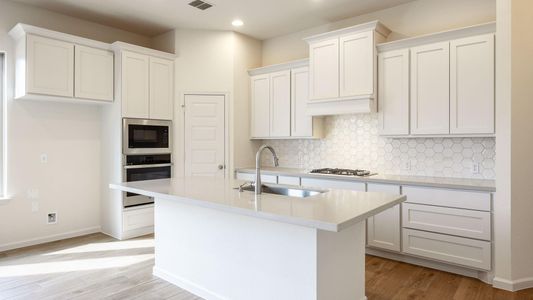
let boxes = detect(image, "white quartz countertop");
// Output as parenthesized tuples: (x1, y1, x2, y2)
(109, 177, 405, 232)
(236, 167, 496, 192)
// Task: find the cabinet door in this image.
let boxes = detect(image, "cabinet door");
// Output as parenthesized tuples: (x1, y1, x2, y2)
(340, 31, 374, 97)
(250, 74, 270, 138)
(366, 183, 401, 252)
(74, 45, 114, 101)
(410, 42, 450, 135)
(450, 34, 494, 134)
(378, 49, 410, 135)
(122, 51, 149, 118)
(149, 57, 174, 120)
(291, 67, 313, 137)
(309, 38, 339, 101)
(26, 34, 74, 97)
(270, 70, 291, 137)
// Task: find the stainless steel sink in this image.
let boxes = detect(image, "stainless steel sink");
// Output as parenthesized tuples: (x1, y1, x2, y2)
(241, 184, 326, 198)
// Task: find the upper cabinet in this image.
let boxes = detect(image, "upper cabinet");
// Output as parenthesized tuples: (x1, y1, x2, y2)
(410, 42, 450, 135)
(9, 23, 114, 103)
(450, 34, 495, 134)
(114, 43, 175, 121)
(304, 21, 391, 116)
(377, 22, 496, 137)
(75, 45, 114, 101)
(249, 60, 323, 139)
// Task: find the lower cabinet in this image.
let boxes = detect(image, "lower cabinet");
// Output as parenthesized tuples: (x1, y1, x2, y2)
(366, 183, 401, 252)
(402, 228, 491, 270)
(123, 206, 154, 232)
(300, 177, 366, 191)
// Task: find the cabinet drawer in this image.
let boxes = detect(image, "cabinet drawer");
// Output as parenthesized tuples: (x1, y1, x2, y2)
(403, 228, 491, 270)
(300, 178, 366, 191)
(236, 172, 277, 184)
(403, 203, 491, 240)
(278, 176, 300, 186)
(402, 186, 491, 211)
(123, 206, 154, 231)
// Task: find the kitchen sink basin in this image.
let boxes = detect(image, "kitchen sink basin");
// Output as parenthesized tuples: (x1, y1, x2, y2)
(241, 184, 326, 198)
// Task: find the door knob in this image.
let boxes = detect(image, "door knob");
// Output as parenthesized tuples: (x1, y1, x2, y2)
(218, 164, 224, 170)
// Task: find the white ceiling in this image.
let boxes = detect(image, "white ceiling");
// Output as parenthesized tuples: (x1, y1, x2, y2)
(12, 0, 414, 40)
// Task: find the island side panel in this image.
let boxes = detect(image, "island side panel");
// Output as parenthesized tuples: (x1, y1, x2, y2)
(153, 197, 319, 300)
(317, 222, 366, 300)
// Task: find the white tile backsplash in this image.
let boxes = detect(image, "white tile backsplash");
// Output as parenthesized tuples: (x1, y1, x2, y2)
(261, 114, 495, 179)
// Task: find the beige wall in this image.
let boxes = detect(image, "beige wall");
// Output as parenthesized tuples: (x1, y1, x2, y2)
(494, 0, 533, 290)
(262, 0, 496, 65)
(172, 29, 261, 176)
(0, 0, 151, 250)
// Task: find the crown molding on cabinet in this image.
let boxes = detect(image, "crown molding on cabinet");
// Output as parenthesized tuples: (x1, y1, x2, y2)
(303, 20, 391, 43)
(377, 22, 496, 52)
(111, 41, 176, 60)
(8, 23, 112, 50)
(248, 59, 309, 76)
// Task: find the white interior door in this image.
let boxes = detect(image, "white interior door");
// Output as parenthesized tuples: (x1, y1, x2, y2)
(184, 94, 226, 177)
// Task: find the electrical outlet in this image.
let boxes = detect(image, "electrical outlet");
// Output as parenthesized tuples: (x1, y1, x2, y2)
(40, 153, 48, 164)
(472, 163, 481, 174)
(401, 161, 411, 171)
(47, 212, 57, 224)
(31, 201, 39, 212)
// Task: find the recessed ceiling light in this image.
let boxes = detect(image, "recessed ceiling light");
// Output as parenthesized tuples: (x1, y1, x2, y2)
(232, 19, 244, 27)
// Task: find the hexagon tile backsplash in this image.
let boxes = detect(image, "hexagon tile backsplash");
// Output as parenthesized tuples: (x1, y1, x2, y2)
(262, 114, 496, 179)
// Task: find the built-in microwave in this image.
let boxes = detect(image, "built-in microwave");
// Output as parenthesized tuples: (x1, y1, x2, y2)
(123, 118, 172, 155)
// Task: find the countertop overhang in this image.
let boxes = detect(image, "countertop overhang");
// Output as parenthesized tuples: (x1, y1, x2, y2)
(110, 177, 406, 232)
(236, 167, 496, 192)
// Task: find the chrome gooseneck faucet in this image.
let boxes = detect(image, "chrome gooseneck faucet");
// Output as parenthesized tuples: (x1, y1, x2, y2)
(255, 145, 279, 195)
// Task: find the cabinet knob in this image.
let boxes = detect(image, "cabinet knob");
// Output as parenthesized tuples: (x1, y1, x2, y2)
(218, 164, 224, 170)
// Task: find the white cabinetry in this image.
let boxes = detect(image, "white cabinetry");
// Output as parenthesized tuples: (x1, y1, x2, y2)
(9, 24, 114, 103)
(377, 22, 495, 137)
(75, 45, 114, 101)
(378, 49, 410, 135)
(309, 38, 339, 101)
(26, 34, 74, 98)
(304, 21, 390, 116)
(118, 46, 175, 120)
(366, 183, 401, 252)
(269, 70, 291, 137)
(121, 51, 150, 118)
(149, 57, 174, 120)
(339, 31, 374, 97)
(410, 42, 450, 135)
(450, 34, 495, 134)
(249, 60, 323, 139)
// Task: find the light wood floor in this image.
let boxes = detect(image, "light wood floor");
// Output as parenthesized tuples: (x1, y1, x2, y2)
(1, 233, 532, 300)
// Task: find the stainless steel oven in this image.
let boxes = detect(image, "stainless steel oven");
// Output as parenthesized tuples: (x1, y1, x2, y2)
(123, 154, 172, 208)
(123, 118, 172, 155)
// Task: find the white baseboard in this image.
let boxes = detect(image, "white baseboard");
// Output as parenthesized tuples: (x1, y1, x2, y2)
(153, 266, 227, 300)
(493, 276, 533, 292)
(0, 226, 101, 252)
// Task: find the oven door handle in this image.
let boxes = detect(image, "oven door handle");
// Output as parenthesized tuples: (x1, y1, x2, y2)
(124, 163, 173, 169)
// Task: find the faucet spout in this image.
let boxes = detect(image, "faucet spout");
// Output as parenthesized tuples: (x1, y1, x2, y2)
(255, 145, 279, 195)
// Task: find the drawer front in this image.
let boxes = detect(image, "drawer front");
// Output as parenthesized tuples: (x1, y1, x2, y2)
(403, 228, 491, 270)
(403, 203, 491, 240)
(236, 172, 277, 184)
(123, 206, 154, 231)
(300, 177, 366, 191)
(278, 175, 300, 186)
(402, 186, 491, 211)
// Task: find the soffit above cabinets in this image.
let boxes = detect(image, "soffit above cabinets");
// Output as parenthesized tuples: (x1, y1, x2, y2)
(11, 0, 414, 40)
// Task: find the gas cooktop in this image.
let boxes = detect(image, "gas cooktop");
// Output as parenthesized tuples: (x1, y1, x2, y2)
(310, 168, 376, 177)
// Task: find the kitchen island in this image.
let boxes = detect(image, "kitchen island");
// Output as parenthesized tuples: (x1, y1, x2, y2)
(110, 177, 406, 300)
